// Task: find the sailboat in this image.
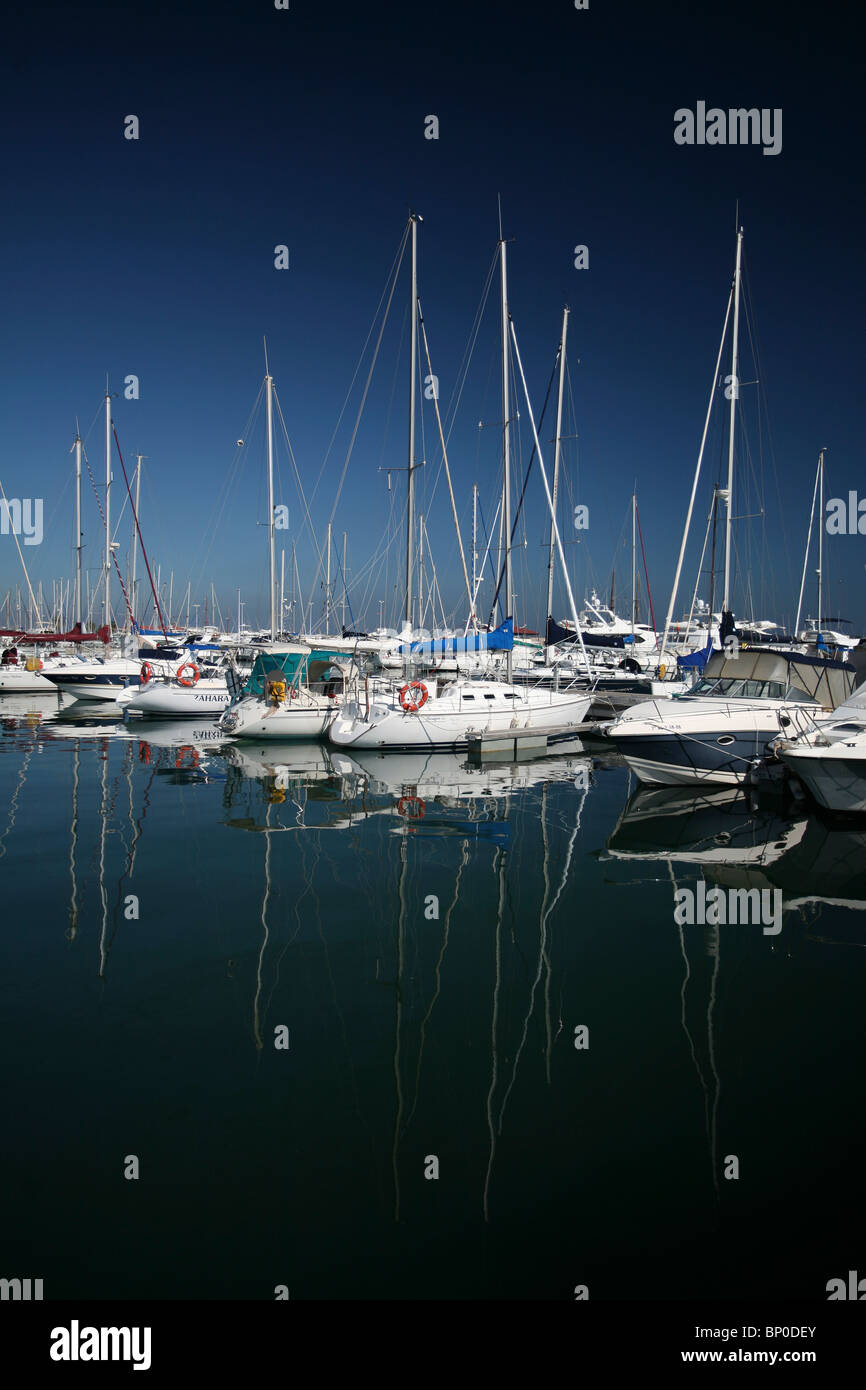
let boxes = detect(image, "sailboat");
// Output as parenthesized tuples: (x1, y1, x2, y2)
(329, 215, 592, 753)
(216, 351, 356, 741)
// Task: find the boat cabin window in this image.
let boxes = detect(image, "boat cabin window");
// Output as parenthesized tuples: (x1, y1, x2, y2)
(484, 693, 496, 700)
(462, 694, 476, 701)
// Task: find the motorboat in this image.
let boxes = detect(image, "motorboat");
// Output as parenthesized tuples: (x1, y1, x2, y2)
(607, 648, 855, 787)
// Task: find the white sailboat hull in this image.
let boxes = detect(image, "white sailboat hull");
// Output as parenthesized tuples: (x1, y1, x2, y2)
(219, 692, 338, 740)
(329, 683, 592, 751)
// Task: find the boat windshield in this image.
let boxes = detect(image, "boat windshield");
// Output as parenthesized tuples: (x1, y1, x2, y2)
(688, 676, 814, 701)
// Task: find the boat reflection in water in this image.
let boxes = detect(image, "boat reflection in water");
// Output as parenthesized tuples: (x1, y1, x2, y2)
(219, 738, 596, 1222)
(607, 783, 866, 929)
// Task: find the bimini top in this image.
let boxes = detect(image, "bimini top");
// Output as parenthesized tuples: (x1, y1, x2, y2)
(243, 646, 346, 697)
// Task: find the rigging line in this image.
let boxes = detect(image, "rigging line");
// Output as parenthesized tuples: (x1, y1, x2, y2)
(358, 486, 402, 625)
(329, 534, 357, 633)
(440, 245, 500, 448)
(423, 248, 500, 515)
(487, 338, 560, 625)
(272, 387, 327, 582)
(113, 427, 168, 635)
(473, 494, 502, 616)
(417, 300, 474, 619)
(635, 502, 658, 636)
(378, 302, 409, 474)
(309, 222, 411, 511)
(190, 381, 266, 594)
(81, 442, 135, 628)
(81, 399, 105, 451)
(0, 473, 43, 624)
(482, 845, 506, 1223)
(304, 233, 410, 624)
(740, 254, 795, 606)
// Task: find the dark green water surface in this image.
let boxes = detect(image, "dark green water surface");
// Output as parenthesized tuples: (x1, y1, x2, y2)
(1, 695, 864, 1300)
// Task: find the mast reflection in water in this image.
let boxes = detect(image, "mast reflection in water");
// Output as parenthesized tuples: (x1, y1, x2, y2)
(0, 700, 864, 1299)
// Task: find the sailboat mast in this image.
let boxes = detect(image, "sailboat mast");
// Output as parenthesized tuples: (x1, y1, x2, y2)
(631, 491, 637, 633)
(547, 306, 569, 654)
(131, 455, 143, 630)
(472, 484, 478, 614)
(342, 532, 347, 632)
(74, 431, 83, 626)
(103, 389, 111, 629)
(722, 226, 743, 613)
(418, 513, 424, 629)
(325, 520, 332, 635)
(500, 233, 513, 682)
(265, 353, 276, 642)
(708, 486, 720, 620)
(405, 212, 420, 630)
(280, 548, 285, 637)
(817, 446, 825, 633)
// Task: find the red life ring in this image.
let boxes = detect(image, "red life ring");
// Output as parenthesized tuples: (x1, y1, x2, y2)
(140, 661, 153, 684)
(399, 680, 429, 712)
(176, 661, 200, 687)
(397, 795, 426, 819)
(289, 687, 299, 700)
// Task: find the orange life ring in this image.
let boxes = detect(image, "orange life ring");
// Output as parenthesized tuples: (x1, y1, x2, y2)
(176, 661, 200, 687)
(140, 661, 153, 684)
(397, 795, 426, 819)
(399, 680, 429, 712)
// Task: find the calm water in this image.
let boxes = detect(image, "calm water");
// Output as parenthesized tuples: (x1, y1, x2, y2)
(1, 693, 864, 1301)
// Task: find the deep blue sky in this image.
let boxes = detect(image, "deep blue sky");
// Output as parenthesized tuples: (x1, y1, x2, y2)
(1, 0, 863, 634)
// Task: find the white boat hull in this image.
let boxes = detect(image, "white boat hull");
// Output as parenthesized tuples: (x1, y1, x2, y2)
(219, 692, 338, 740)
(609, 697, 820, 787)
(124, 680, 231, 717)
(329, 683, 592, 750)
(781, 735, 866, 813)
(0, 665, 58, 693)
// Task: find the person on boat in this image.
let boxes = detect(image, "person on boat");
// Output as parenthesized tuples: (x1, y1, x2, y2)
(265, 670, 287, 706)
